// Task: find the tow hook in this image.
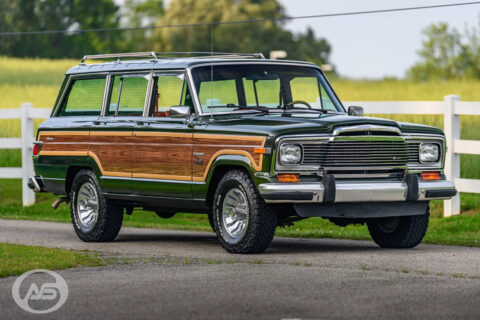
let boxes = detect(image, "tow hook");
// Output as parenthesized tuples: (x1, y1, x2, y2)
(52, 197, 69, 210)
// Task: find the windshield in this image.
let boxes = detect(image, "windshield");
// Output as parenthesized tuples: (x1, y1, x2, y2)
(191, 64, 344, 114)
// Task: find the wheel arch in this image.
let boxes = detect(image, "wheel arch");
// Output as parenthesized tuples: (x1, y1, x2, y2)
(204, 154, 256, 209)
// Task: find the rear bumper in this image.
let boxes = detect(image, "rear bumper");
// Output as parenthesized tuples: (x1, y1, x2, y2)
(258, 179, 456, 204)
(27, 176, 45, 193)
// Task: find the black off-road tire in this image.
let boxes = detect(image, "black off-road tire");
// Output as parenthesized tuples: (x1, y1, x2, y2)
(70, 169, 123, 242)
(367, 205, 430, 249)
(212, 170, 277, 254)
(208, 213, 216, 233)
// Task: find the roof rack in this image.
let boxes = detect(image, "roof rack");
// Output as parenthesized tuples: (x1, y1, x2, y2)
(80, 51, 265, 64)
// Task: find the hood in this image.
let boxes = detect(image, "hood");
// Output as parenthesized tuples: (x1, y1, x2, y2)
(201, 113, 444, 137)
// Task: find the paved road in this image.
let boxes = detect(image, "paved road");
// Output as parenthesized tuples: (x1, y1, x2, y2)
(0, 219, 479, 319)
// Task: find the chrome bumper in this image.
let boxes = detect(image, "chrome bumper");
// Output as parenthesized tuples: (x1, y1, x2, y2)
(258, 179, 456, 203)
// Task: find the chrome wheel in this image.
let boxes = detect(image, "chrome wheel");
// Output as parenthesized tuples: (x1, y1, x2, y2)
(376, 217, 400, 233)
(76, 181, 99, 232)
(222, 188, 249, 239)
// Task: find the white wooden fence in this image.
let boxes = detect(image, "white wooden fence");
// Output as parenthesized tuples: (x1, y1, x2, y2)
(0, 103, 50, 206)
(1, 96, 479, 216)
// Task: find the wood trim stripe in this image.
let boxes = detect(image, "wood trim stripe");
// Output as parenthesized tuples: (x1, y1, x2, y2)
(192, 149, 263, 182)
(39, 151, 88, 157)
(38, 131, 89, 137)
(194, 133, 266, 144)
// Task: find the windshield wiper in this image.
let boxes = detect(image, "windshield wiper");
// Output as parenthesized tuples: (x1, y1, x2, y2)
(207, 104, 269, 114)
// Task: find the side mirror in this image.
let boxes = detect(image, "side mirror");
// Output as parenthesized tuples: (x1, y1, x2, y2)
(170, 106, 191, 119)
(348, 106, 364, 117)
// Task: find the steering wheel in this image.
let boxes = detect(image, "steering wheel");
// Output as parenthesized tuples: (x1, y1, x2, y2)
(285, 100, 312, 109)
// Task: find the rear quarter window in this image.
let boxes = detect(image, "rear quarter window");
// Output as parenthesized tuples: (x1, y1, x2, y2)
(57, 78, 106, 116)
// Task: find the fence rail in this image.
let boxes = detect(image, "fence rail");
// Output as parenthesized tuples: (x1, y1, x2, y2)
(1, 96, 478, 216)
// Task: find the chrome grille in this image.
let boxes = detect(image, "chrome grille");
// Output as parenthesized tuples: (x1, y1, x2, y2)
(302, 140, 408, 167)
(406, 142, 420, 164)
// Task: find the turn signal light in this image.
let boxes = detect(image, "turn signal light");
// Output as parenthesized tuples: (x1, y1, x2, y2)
(421, 172, 441, 180)
(277, 173, 299, 183)
(254, 148, 266, 154)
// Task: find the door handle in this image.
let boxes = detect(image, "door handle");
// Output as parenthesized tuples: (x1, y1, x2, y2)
(136, 120, 146, 125)
(93, 120, 105, 125)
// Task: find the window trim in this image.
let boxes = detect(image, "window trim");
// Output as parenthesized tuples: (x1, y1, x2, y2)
(101, 71, 153, 118)
(53, 73, 109, 117)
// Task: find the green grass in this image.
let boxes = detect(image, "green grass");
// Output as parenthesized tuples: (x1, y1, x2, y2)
(0, 242, 105, 278)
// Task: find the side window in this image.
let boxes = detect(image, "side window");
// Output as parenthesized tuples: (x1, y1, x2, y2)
(108, 75, 149, 116)
(151, 73, 186, 117)
(58, 78, 105, 116)
(319, 85, 336, 110)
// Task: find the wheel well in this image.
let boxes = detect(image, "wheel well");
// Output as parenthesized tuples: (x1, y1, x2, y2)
(206, 165, 249, 209)
(65, 166, 93, 195)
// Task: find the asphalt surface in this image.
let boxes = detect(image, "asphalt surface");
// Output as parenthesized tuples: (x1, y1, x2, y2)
(0, 219, 480, 319)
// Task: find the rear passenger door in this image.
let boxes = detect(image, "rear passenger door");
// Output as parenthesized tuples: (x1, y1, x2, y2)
(91, 73, 151, 194)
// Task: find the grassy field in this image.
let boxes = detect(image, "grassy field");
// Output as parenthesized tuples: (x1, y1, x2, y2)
(0, 56, 478, 247)
(0, 242, 105, 278)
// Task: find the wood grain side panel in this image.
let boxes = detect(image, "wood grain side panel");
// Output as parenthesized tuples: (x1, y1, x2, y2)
(132, 135, 193, 180)
(88, 133, 134, 176)
(192, 134, 266, 181)
(38, 132, 90, 153)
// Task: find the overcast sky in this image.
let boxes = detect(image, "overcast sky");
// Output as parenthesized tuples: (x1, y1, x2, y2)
(277, 0, 480, 79)
(129, 0, 480, 79)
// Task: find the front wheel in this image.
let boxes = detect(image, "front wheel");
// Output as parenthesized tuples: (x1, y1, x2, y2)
(367, 205, 430, 248)
(70, 170, 123, 242)
(212, 170, 277, 254)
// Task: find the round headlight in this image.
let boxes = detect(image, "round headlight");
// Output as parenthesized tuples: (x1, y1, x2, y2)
(419, 143, 439, 163)
(279, 144, 302, 165)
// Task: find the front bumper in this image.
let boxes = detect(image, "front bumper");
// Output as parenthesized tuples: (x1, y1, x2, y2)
(258, 179, 456, 203)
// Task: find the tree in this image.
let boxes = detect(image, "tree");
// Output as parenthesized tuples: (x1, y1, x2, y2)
(120, 0, 164, 52)
(407, 22, 480, 80)
(0, 0, 121, 58)
(151, 0, 331, 65)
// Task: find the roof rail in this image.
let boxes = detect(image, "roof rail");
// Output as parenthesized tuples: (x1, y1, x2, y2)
(80, 51, 265, 64)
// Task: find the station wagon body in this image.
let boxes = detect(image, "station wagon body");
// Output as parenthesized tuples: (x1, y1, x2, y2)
(29, 52, 457, 253)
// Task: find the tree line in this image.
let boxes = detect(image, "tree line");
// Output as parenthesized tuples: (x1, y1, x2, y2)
(0, 0, 331, 66)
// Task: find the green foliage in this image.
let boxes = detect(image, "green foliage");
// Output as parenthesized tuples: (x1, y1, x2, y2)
(0, 0, 121, 58)
(152, 0, 331, 65)
(408, 21, 480, 80)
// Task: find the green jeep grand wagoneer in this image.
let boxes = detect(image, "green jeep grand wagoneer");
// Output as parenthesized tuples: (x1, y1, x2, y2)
(29, 52, 456, 253)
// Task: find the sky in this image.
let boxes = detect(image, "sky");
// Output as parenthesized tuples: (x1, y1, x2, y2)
(126, 0, 480, 79)
(277, 0, 480, 79)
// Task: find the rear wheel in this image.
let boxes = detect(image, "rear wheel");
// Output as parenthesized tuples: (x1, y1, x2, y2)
(367, 205, 430, 248)
(212, 170, 277, 254)
(70, 170, 123, 242)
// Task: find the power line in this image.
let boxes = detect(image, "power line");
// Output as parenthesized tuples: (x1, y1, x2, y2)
(1, 1, 480, 36)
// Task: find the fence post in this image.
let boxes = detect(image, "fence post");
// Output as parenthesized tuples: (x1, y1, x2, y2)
(21, 103, 35, 206)
(443, 95, 461, 217)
